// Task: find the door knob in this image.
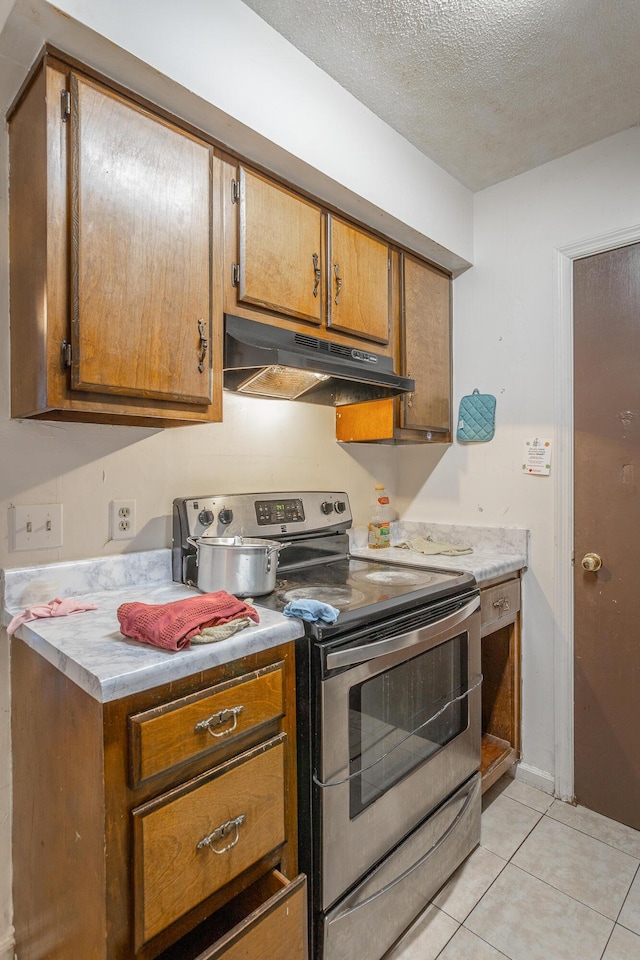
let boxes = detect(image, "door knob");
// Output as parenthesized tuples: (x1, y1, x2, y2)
(581, 553, 602, 572)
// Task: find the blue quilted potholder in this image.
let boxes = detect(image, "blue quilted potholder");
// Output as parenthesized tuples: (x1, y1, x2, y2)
(457, 388, 496, 442)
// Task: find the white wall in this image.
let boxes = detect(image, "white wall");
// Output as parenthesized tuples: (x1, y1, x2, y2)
(394, 126, 640, 784)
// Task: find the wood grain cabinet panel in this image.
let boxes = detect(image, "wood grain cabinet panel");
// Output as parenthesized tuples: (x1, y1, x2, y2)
(335, 254, 452, 443)
(129, 662, 284, 786)
(222, 157, 395, 355)
(237, 167, 323, 324)
(133, 738, 286, 946)
(155, 871, 307, 960)
(11, 638, 303, 960)
(327, 216, 390, 344)
(400, 254, 451, 434)
(70, 74, 212, 404)
(479, 576, 522, 793)
(8, 52, 223, 426)
(200, 872, 307, 960)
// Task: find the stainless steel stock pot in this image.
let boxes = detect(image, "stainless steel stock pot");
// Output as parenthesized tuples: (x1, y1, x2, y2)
(187, 535, 287, 597)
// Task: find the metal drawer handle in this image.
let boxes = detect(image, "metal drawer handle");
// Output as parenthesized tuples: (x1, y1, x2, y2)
(197, 814, 246, 854)
(492, 597, 510, 612)
(194, 705, 244, 737)
(312, 252, 321, 298)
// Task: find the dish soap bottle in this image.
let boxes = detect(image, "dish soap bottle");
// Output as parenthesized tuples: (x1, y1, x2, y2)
(368, 483, 391, 549)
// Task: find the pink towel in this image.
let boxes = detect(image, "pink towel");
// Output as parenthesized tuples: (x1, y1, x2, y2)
(7, 598, 99, 636)
(117, 591, 260, 651)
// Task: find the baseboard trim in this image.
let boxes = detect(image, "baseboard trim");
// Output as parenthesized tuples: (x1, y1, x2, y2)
(0, 930, 14, 960)
(513, 761, 555, 796)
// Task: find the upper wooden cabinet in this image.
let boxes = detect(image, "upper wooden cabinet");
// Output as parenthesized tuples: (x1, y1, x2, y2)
(235, 167, 324, 325)
(8, 54, 223, 426)
(224, 161, 392, 351)
(336, 254, 452, 443)
(326, 215, 391, 344)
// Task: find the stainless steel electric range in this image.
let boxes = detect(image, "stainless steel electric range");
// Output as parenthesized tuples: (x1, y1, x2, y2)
(173, 491, 482, 960)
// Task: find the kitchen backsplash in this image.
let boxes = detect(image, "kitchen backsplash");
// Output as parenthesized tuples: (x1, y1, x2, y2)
(349, 521, 529, 558)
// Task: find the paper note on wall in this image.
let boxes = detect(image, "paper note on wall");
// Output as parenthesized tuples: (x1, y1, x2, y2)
(523, 438, 552, 476)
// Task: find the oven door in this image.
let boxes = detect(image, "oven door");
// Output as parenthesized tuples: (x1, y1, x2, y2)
(317, 592, 481, 911)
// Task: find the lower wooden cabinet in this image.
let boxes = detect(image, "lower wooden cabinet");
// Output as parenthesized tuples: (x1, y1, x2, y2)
(479, 575, 522, 791)
(133, 738, 286, 947)
(11, 638, 305, 960)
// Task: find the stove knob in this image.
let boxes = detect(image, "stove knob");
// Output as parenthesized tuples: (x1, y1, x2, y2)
(198, 509, 214, 527)
(218, 508, 234, 525)
(321, 501, 334, 515)
(335, 500, 346, 514)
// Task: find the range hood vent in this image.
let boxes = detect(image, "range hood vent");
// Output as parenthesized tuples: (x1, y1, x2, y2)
(223, 314, 414, 406)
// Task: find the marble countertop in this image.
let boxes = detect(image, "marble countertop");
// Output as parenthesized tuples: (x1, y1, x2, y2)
(1, 550, 303, 704)
(349, 521, 528, 585)
(1, 521, 528, 704)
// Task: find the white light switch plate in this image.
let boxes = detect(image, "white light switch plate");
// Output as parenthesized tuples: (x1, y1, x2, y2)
(10, 504, 63, 551)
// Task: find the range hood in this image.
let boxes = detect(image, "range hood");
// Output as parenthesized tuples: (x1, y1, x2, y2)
(223, 314, 414, 406)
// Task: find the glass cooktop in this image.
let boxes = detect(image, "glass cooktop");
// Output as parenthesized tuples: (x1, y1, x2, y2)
(255, 555, 476, 632)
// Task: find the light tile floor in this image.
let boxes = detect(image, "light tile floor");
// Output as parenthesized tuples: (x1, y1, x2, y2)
(387, 776, 640, 960)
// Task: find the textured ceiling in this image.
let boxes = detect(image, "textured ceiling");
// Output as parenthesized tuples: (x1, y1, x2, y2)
(242, 0, 640, 191)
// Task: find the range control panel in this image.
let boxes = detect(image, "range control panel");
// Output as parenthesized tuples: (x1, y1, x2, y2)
(255, 498, 305, 525)
(174, 491, 352, 542)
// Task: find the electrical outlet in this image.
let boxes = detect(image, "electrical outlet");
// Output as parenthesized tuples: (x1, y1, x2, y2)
(110, 500, 136, 541)
(10, 504, 63, 551)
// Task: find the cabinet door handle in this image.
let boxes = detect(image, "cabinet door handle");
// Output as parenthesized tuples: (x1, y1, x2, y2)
(312, 252, 321, 298)
(197, 318, 208, 373)
(334, 262, 343, 305)
(406, 372, 413, 408)
(197, 814, 246, 854)
(194, 705, 244, 737)
(492, 597, 510, 612)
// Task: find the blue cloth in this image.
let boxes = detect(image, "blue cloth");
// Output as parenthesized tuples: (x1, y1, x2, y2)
(283, 599, 339, 624)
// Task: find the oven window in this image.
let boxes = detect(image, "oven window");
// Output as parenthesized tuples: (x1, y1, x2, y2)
(349, 632, 468, 817)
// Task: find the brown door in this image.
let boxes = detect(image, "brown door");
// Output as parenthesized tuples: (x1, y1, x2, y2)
(70, 73, 213, 405)
(573, 241, 640, 829)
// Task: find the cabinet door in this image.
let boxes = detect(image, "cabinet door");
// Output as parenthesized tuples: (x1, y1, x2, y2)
(238, 167, 323, 324)
(70, 74, 213, 404)
(401, 255, 451, 433)
(328, 217, 390, 344)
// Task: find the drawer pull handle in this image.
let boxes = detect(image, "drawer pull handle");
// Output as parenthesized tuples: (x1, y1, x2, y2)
(492, 597, 511, 612)
(197, 814, 246, 854)
(194, 705, 244, 737)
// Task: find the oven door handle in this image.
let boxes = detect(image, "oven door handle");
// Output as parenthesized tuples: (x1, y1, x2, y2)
(325, 595, 480, 670)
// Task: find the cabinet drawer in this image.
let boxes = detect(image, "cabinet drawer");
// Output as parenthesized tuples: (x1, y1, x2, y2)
(129, 662, 284, 786)
(200, 871, 307, 960)
(133, 735, 286, 946)
(480, 578, 520, 635)
(156, 871, 307, 960)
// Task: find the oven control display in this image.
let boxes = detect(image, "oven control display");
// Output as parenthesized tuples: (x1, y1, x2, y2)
(255, 498, 305, 525)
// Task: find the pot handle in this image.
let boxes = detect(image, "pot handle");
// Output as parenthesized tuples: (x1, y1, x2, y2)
(265, 540, 292, 573)
(272, 540, 292, 552)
